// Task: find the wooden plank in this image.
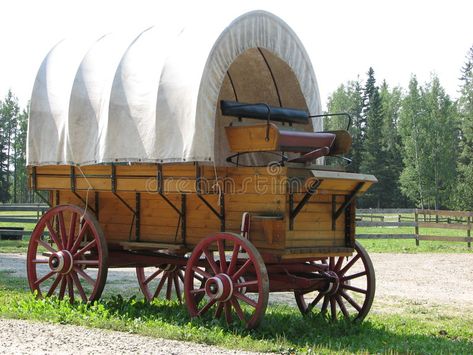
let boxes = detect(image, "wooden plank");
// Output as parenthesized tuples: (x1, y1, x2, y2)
(417, 209, 472, 218)
(356, 221, 417, 227)
(0, 204, 48, 212)
(225, 124, 279, 152)
(417, 235, 473, 242)
(310, 170, 378, 183)
(108, 240, 186, 251)
(357, 208, 415, 214)
(356, 234, 416, 239)
(0, 217, 38, 223)
(417, 222, 470, 231)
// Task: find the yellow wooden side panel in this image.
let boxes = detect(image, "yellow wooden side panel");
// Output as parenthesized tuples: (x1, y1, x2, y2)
(285, 194, 348, 249)
(225, 124, 279, 152)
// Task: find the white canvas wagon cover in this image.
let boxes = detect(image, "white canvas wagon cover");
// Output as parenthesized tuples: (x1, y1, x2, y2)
(27, 10, 322, 166)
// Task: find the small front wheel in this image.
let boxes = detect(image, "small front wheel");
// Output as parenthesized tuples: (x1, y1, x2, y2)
(184, 233, 269, 329)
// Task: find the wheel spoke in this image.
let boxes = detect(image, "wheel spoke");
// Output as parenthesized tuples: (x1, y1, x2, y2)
(68, 212, 78, 249)
(215, 302, 224, 319)
(174, 273, 182, 303)
(71, 223, 89, 253)
(339, 254, 361, 275)
(34, 271, 56, 287)
(342, 284, 367, 294)
(329, 257, 334, 269)
(217, 239, 227, 273)
(74, 267, 96, 286)
(232, 259, 251, 281)
(334, 256, 345, 272)
(59, 275, 67, 299)
(226, 244, 240, 275)
(74, 239, 97, 259)
(46, 274, 63, 297)
(192, 266, 212, 279)
(166, 273, 173, 299)
(330, 297, 337, 320)
(45, 220, 63, 250)
(190, 288, 205, 295)
(234, 280, 258, 288)
(320, 296, 329, 314)
(336, 295, 350, 319)
(203, 247, 219, 275)
(32, 259, 49, 264)
(71, 272, 88, 302)
(306, 292, 324, 314)
(152, 273, 168, 299)
(198, 298, 217, 316)
(341, 271, 367, 282)
(233, 291, 257, 308)
(231, 298, 246, 323)
(58, 211, 68, 250)
(340, 290, 362, 312)
(144, 269, 163, 285)
(74, 260, 99, 266)
(38, 239, 57, 254)
(67, 275, 74, 303)
(224, 302, 232, 324)
(177, 270, 185, 283)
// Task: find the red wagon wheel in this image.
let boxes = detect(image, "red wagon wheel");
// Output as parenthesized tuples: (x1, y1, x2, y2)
(26, 205, 108, 302)
(136, 264, 186, 302)
(294, 241, 375, 321)
(184, 233, 269, 329)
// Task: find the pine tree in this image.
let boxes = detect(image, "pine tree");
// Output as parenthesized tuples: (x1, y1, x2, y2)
(359, 68, 385, 207)
(379, 82, 407, 207)
(454, 45, 473, 209)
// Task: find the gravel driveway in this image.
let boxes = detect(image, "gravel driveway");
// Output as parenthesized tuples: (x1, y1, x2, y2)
(1, 252, 472, 354)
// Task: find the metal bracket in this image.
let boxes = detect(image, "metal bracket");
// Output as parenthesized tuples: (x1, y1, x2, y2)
(289, 179, 321, 230)
(111, 164, 140, 241)
(332, 182, 364, 229)
(197, 193, 225, 231)
(70, 166, 96, 215)
(195, 164, 225, 231)
(181, 194, 186, 244)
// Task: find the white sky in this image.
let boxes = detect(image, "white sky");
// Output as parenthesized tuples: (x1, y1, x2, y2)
(0, 0, 472, 110)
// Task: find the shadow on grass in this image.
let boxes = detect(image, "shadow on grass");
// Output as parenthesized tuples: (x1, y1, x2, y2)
(1, 270, 471, 353)
(101, 296, 472, 354)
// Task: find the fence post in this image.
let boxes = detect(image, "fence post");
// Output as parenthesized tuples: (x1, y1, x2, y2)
(415, 210, 419, 246)
(468, 215, 472, 249)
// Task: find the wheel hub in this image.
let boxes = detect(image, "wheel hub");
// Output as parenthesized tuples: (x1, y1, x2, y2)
(48, 250, 74, 274)
(205, 274, 233, 302)
(321, 270, 340, 295)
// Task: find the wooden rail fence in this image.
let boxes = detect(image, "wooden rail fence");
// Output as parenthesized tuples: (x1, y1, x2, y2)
(356, 208, 472, 248)
(1, 205, 472, 248)
(0, 204, 48, 239)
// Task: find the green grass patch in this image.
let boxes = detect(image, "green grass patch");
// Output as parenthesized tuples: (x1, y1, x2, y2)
(0, 271, 472, 354)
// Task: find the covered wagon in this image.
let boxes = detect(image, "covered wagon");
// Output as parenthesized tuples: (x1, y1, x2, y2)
(27, 10, 376, 329)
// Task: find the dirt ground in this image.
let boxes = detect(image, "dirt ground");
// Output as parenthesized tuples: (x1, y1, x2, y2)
(1, 252, 472, 313)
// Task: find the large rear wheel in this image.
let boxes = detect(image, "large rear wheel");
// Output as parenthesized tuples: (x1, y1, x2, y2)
(26, 205, 108, 302)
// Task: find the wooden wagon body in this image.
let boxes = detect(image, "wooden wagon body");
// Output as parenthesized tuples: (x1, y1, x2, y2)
(25, 10, 377, 328)
(30, 164, 375, 258)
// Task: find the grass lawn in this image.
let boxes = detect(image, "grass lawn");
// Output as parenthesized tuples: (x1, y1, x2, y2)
(0, 270, 472, 354)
